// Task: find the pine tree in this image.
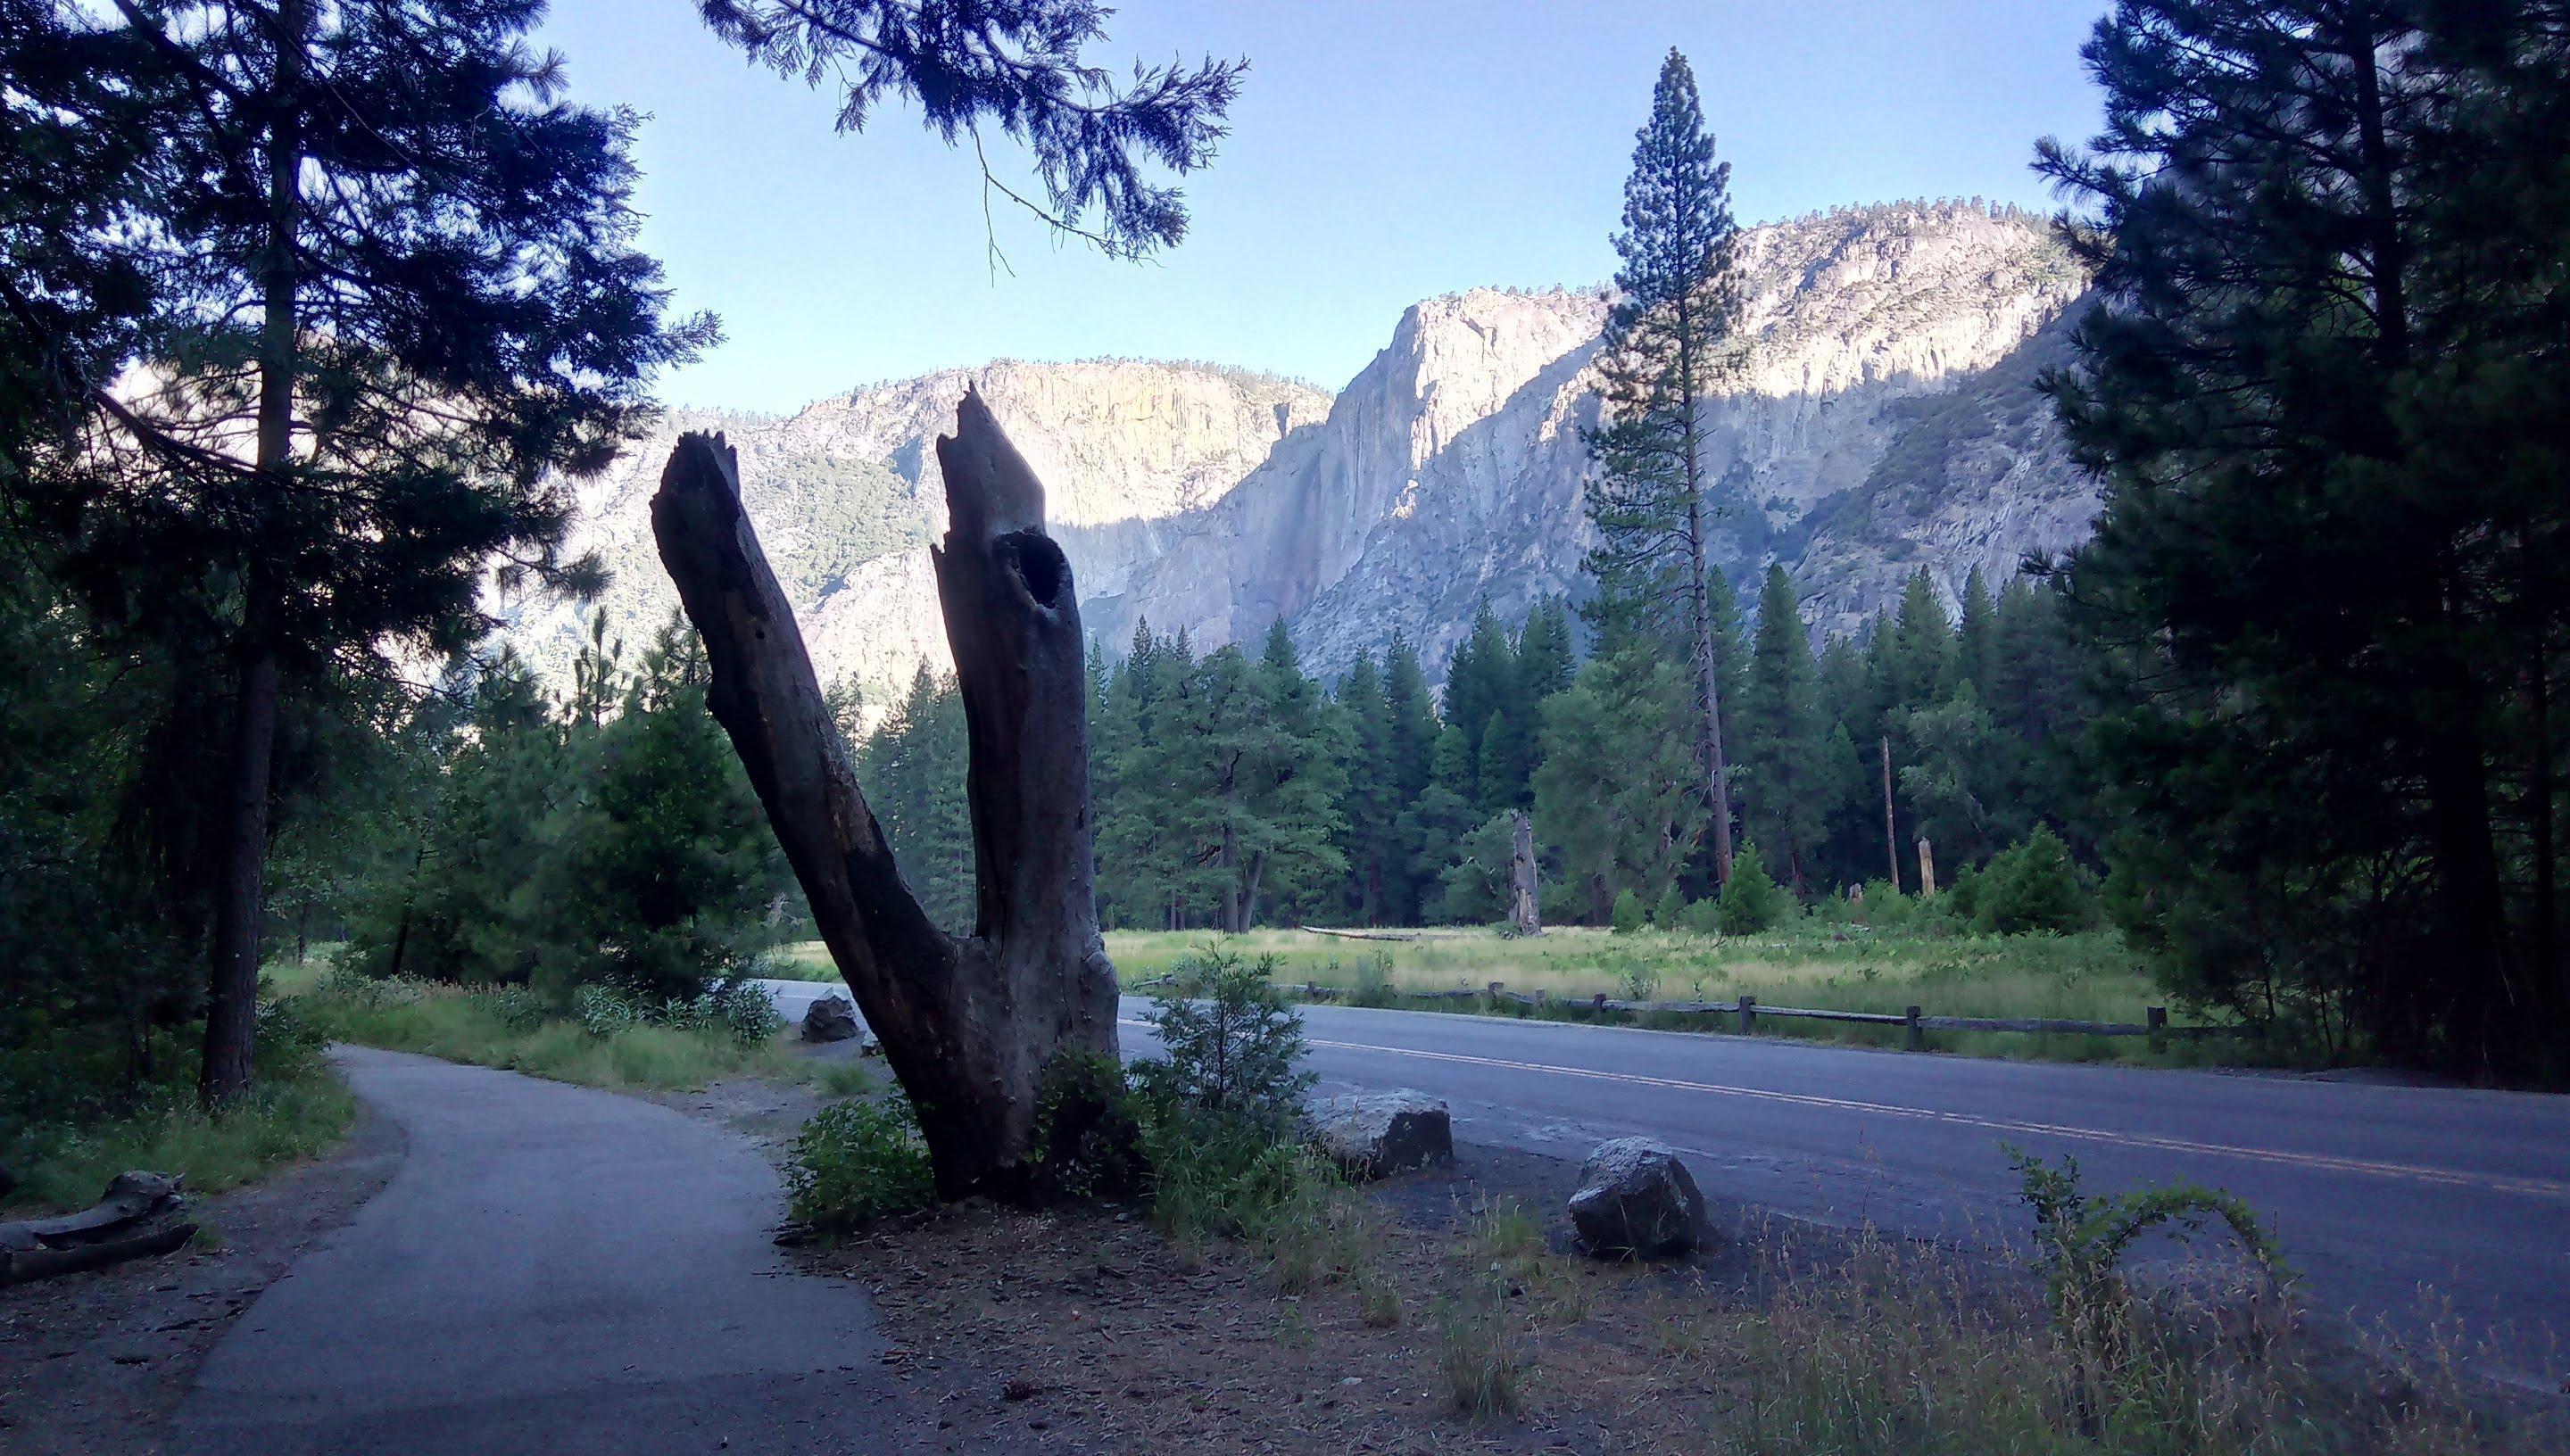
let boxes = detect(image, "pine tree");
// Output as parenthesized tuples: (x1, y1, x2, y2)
(1380, 635, 1440, 921)
(1533, 644, 1705, 923)
(11, 0, 712, 1101)
(1402, 724, 1483, 923)
(1736, 566, 1835, 896)
(2041, 0, 2570, 1070)
(1584, 48, 1745, 887)
(856, 666, 974, 932)
(549, 619, 790, 1002)
(1955, 567, 1998, 702)
(1331, 652, 1395, 923)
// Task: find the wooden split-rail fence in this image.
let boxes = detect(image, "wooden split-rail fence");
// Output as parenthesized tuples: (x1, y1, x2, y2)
(1130, 973, 2238, 1053)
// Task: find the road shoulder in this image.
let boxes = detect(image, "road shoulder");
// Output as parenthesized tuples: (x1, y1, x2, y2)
(0, 1095, 403, 1455)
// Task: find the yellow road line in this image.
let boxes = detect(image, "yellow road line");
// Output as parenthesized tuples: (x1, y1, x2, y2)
(1117, 1019, 2568, 1202)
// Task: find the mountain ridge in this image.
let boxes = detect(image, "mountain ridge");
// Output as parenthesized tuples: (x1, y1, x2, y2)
(498, 199, 2097, 716)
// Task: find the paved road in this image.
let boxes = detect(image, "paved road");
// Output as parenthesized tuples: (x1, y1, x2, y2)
(173, 1046, 957, 1455)
(764, 979, 2570, 1380)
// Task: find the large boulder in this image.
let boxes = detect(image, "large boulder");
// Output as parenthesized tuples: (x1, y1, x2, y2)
(1307, 1090, 1453, 1178)
(1568, 1138, 1706, 1260)
(800, 993, 861, 1044)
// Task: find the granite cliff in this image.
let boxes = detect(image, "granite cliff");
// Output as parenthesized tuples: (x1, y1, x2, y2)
(502, 200, 2096, 709)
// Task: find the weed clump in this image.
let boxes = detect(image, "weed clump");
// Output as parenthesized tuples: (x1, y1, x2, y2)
(785, 1093, 933, 1233)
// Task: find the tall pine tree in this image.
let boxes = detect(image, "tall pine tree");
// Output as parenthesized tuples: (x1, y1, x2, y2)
(1584, 48, 1745, 886)
(11, 0, 711, 1100)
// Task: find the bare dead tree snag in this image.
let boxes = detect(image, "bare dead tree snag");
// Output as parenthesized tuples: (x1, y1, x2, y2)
(651, 391, 1121, 1203)
(1508, 808, 1543, 937)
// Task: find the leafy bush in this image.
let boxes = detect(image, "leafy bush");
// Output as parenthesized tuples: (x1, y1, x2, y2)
(1610, 888, 1646, 933)
(1680, 895, 1720, 934)
(1029, 1050, 1145, 1201)
(1129, 949, 1313, 1134)
(704, 976, 785, 1044)
(574, 984, 643, 1038)
(481, 985, 550, 1030)
(1969, 829, 2093, 936)
(786, 1093, 934, 1232)
(1718, 844, 1791, 934)
(252, 997, 329, 1082)
(1128, 949, 1341, 1253)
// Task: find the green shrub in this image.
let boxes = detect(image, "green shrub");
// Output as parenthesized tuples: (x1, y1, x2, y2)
(1971, 829, 2093, 936)
(1680, 896, 1721, 934)
(1348, 951, 1398, 1008)
(1651, 884, 1686, 930)
(573, 984, 643, 1037)
(786, 1093, 934, 1232)
(1718, 844, 1791, 934)
(1029, 1050, 1145, 1201)
(1610, 888, 1646, 933)
(482, 985, 550, 1030)
(1128, 948, 1336, 1248)
(1129, 949, 1313, 1134)
(703, 976, 785, 1044)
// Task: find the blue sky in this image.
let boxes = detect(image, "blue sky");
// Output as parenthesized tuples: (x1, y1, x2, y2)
(535, 2, 2108, 414)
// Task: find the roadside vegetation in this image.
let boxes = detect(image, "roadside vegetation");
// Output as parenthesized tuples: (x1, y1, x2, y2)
(781, 950, 2556, 1453)
(775, 914, 2257, 1066)
(3, 995, 352, 1214)
(292, 964, 836, 1096)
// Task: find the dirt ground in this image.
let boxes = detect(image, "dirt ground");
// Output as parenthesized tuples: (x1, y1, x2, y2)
(0, 1104, 404, 1456)
(788, 1140, 1900, 1455)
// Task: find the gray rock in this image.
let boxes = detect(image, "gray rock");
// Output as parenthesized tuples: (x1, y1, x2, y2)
(1306, 1090, 1452, 1178)
(1568, 1138, 1705, 1260)
(800, 993, 860, 1044)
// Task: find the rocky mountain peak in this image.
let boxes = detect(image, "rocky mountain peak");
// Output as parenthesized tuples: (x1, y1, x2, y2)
(499, 199, 2096, 716)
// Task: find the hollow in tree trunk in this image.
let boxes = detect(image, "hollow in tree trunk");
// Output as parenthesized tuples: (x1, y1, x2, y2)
(653, 392, 1122, 1203)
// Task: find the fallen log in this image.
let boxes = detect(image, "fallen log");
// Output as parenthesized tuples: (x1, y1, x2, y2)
(0, 1171, 197, 1286)
(1297, 925, 1419, 942)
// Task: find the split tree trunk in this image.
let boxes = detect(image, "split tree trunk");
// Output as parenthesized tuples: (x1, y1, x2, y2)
(653, 391, 1120, 1202)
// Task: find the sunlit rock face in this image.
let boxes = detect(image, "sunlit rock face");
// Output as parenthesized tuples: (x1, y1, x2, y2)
(501, 200, 2096, 711)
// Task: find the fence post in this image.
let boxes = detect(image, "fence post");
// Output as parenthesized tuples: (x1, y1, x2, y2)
(1737, 995, 1756, 1035)
(2147, 1005, 2168, 1052)
(1905, 1005, 1924, 1053)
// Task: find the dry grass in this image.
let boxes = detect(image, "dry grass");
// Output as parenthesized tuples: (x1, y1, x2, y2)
(794, 1154, 2563, 1456)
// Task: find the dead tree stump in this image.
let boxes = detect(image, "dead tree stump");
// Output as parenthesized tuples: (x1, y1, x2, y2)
(652, 390, 1122, 1203)
(1508, 808, 1543, 937)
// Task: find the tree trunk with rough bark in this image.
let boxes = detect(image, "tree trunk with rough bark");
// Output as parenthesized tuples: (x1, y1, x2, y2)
(202, 0, 307, 1106)
(652, 392, 1122, 1203)
(1507, 808, 1542, 937)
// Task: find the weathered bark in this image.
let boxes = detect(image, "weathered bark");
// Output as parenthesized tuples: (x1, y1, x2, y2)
(1916, 836, 1937, 899)
(200, 646, 278, 1104)
(0, 1172, 195, 1287)
(1880, 735, 1902, 894)
(653, 392, 1121, 1202)
(201, 0, 306, 1106)
(1508, 808, 1542, 937)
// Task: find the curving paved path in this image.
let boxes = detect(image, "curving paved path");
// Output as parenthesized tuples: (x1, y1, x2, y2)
(173, 1046, 964, 1456)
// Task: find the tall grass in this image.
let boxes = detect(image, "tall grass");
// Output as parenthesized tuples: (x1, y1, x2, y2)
(1097, 925, 2254, 1065)
(300, 980, 800, 1093)
(4, 1069, 356, 1213)
(1713, 1231, 2550, 1456)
